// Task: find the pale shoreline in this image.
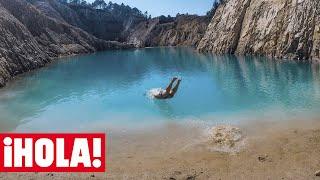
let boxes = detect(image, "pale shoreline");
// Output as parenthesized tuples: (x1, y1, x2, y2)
(1, 118, 320, 179)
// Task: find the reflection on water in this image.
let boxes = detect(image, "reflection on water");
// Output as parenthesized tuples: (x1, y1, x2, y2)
(0, 47, 320, 132)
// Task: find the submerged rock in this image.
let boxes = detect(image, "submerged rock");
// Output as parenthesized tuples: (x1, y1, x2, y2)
(208, 125, 245, 153)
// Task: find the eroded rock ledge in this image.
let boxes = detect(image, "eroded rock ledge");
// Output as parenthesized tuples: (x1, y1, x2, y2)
(127, 15, 210, 48)
(0, 0, 132, 87)
(198, 0, 320, 61)
(0, 0, 211, 87)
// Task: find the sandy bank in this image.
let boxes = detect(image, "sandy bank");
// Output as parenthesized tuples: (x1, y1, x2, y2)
(1, 118, 320, 179)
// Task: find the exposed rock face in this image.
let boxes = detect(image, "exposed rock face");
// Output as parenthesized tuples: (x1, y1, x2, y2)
(0, 0, 209, 87)
(0, 4, 48, 87)
(311, 7, 320, 61)
(0, 0, 131, 87)
(198, 0, 320, 61)
(30, 0, 146, 42)
(57, 4, 145, 42)
(128, 15, 210, 47)
(198, 0, 251, 54)
(29, 1, 210, 48)
(32, 0, 72, 23)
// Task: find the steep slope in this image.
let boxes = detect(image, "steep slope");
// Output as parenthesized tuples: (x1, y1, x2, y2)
(0, 4, 48, 87)
(0, 0, 130, 87)
(128, 15, 210, 47)
(30, 0, 210, 47)
(198, 0, 320, 61)
(30, 0, 146, 42)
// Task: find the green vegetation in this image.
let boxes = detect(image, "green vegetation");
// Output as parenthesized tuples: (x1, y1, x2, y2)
(58, 0, 149, 19)
(58, 0, 221, 19)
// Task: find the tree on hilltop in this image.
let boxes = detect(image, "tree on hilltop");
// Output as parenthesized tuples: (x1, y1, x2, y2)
(92, 0, 107, 9)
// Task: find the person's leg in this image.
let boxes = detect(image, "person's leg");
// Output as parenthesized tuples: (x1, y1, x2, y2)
(165, 77, 178, 93)
(170, 79, 181, 96)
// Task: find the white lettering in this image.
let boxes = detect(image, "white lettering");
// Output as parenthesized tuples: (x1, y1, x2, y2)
(56, 138, 69, 167)
(14, 138, 33, 167)
(35, 138, 54, 167)
(70, 138, 91, 167)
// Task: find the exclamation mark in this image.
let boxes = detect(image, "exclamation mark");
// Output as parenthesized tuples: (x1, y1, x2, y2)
(92, 138, 101, 168)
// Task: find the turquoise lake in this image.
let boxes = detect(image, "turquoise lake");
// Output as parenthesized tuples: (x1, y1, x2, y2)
(0, 47, 320, 132)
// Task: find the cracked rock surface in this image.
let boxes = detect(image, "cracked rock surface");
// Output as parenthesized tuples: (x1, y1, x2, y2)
(198, 0, 320, 61)
(0, 0, 131, 87)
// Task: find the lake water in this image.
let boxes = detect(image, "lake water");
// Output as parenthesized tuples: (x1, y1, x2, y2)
(0, 47, 320, 132)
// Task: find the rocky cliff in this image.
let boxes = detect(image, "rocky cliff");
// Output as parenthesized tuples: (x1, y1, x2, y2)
(30, 0, 146, 42)
(128, 15, 210, 47)
(0, 0, 212, 87)
(31, 0, 211, 47)
(198, 0, 320, 61)
(0, 0, 130, 87)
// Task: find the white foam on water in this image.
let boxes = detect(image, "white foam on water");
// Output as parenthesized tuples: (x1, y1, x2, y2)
(146, 88, 163, 99)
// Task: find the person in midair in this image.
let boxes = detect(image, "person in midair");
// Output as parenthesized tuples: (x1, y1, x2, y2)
(154, 77, 181, 99)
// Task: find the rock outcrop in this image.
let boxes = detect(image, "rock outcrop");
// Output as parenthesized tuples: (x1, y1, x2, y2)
(0, 4, 48, 87)
(128, 15, 210, 47)
(198, 0, 320, 61)
(0, 0, 131, 87)
(0, 0, 210, 87)
(30, 0, 146, 42)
